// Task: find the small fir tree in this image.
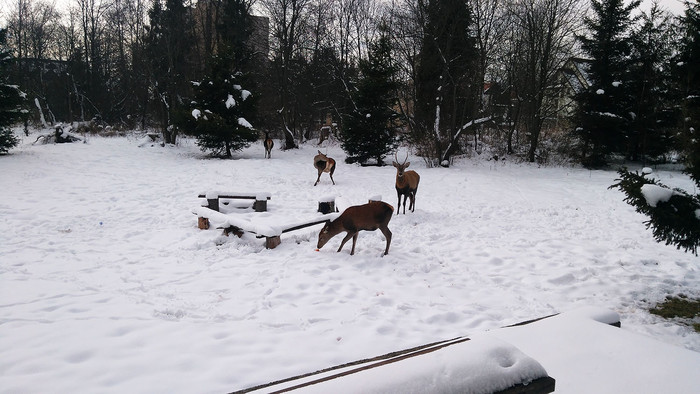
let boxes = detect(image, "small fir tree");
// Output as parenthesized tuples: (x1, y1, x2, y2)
(0, 28, 25, 154)
(341, 26, 400, 165)
(183, 52, 257, 157)
(611, 170, 700, 255)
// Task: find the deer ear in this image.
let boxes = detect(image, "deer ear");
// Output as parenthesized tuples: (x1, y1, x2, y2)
(392, 161, 399, 167)
(405, 162, 410, 168)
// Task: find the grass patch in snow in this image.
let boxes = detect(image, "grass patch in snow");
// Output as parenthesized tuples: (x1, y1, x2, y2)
(650, 295, 700, 333)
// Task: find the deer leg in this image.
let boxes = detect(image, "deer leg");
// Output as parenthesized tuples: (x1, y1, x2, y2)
(396, 191, 402, 215)
(337, 232, 355, 253)
(402, 194, 408, 214)
(329, 167, 336, 185)
(314, 172, 322, 186)
(380, 227, 392, 255)
(349, 233, 359, 255)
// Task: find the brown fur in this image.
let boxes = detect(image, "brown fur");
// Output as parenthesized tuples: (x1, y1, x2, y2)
(393, 154, 420, 214)
(313, 150, 336, 186)
(264, 133, 274, 159)
(317, 201, 394, 255)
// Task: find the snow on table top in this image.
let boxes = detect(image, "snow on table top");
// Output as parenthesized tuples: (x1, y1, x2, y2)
(483, 308, 700, 393)
(202, 191, 272, 199)
(248, 336, 549, 394)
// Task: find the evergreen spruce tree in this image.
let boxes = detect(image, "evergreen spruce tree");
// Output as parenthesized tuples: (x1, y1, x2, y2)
(574, 0, 640, 167)
(183, 52, 257, 158)
(677, 0, 700, 184)
(414, 0, 478, 166)
(217, 0, 252, 73)
(0, 28, 25, 154)
(147, 0, 195, 144)
(341, 26, 400, 165)
(611, 169, 700, 255)
(610, 2, 700, 256)
(627, 3, 676, 163)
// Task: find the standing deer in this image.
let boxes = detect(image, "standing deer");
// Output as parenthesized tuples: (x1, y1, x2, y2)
(393, 152, 420, 214)
(317, 201, 394, 255)
(264, 132, 274, 159)
(314, 150, 336, 186)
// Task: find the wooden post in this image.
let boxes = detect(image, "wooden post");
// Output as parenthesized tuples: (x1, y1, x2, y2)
(318, 201, 336, 214)
(207, 198, 220, 212)
(198, 217, 210, 230)
(265, 236, 281, 249)
(253, 199, 268, 212)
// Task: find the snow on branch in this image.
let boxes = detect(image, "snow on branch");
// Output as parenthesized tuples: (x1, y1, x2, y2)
(441, 117, 493, 163)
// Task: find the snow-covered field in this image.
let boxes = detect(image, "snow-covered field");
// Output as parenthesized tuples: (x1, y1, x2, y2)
(1, 132, 698, 393)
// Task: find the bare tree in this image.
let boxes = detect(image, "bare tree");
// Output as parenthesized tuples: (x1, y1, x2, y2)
(471, 0, 507, 111)
(261, 0, 312, 148)
(386, 0, 426, 139)
(6, 0, 61, 60)
(508, 0, 583, 163)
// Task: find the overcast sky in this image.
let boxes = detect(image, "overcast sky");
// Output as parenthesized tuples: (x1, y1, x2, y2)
(0, 0, 692, 33)
(638, 0, 687, 15)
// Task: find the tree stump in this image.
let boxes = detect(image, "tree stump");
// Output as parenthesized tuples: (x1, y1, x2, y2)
(265, 236, 281, 249)
(198, 217, 210, 230)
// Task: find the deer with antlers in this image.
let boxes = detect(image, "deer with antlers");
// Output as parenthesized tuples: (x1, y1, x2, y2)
(316, 201, 394, 255)
(263, 132, 274, 159)
(393, 152, 420, 214)
(313, 150, 336, 186)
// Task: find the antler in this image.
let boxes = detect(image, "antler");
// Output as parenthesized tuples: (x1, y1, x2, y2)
(394, 151, 408, 165)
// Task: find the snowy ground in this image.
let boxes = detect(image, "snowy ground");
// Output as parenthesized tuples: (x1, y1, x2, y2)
(1, 131, 698, 393)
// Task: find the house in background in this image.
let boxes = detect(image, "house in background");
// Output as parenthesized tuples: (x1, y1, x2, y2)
(552, 57, 592, 122)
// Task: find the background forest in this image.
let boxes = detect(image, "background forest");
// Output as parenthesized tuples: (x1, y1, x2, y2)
(0, 0, 698, 170)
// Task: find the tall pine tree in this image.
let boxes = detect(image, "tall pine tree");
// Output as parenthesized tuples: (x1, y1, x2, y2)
(147, 0, 196, 144)
(677, 0, 700, 184)
(414, 0, 479, 166)
(341, 25, 400, 165)
(627, 3, 676, 163)
(610, 1, 700, 256)
(0, 28, 25, 154)
(574, 0, 640, 167)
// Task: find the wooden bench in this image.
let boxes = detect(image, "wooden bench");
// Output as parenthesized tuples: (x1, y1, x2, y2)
(193, 206, 338, 249)
(317, 195, 338, 214)
(196, 191, 272, 229)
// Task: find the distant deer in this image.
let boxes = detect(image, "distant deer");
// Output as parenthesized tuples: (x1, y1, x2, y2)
(317, 201, 394, 255)
(314, 150, 336, 186)
(393, 152, 420, 214)
(264, 132, 274, 159)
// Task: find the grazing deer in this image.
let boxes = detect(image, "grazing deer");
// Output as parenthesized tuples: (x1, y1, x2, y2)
(317, 201, 394, 255)
(393, 152, 420, 214)
(314, 150, 336, 186)
(264, 133, 274, 159)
